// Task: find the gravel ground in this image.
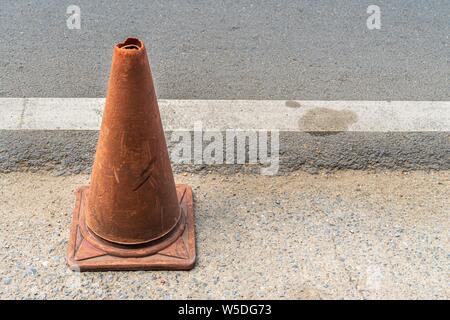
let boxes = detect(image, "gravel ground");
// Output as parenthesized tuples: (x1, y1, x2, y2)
(0, 171, 448, 299)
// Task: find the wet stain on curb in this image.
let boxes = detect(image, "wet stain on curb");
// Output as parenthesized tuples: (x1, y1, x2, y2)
(285, 100, 302, 108)
(298, 108, 358, 136)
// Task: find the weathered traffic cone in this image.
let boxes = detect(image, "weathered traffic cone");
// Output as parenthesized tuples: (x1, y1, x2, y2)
(67, 38, 196, 271)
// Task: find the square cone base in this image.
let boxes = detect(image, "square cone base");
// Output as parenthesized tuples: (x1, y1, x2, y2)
(67, 184, 196, 271)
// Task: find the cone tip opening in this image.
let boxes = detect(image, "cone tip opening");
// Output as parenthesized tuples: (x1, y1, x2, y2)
(116, 38, 144, 52)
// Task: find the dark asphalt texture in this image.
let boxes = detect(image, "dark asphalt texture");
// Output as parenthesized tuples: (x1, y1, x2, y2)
(0, 0, 449, 100)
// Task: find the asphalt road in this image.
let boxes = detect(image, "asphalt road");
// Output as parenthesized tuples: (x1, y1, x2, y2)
(0, 0, 448, 100)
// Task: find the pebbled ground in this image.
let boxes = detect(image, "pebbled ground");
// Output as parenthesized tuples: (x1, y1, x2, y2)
(0, 170, 448, 299)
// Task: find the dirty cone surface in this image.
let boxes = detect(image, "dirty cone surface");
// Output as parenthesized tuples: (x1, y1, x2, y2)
(67, 38, 195, 271)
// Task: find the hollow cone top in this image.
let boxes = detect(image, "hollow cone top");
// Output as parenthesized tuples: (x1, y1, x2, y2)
(86, 38, 181, 245)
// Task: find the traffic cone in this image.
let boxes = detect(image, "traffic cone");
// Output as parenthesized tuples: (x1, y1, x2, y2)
(67, 38, 196, 271)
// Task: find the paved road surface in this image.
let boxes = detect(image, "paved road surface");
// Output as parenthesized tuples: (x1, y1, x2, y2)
(0, 0, 448, 100)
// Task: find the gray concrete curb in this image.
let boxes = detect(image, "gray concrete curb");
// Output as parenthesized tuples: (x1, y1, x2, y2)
(1, 99, 449, 174)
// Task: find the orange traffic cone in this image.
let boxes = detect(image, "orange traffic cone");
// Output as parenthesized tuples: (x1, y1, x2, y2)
(67, 38, 196, 271)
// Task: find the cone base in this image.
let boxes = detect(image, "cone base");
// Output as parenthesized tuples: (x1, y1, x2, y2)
(67, 185, 196, 271)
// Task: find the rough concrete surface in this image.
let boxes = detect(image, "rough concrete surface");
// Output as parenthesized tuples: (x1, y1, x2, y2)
(1, 130, 449, 174)
(0, 171, 448, 299)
